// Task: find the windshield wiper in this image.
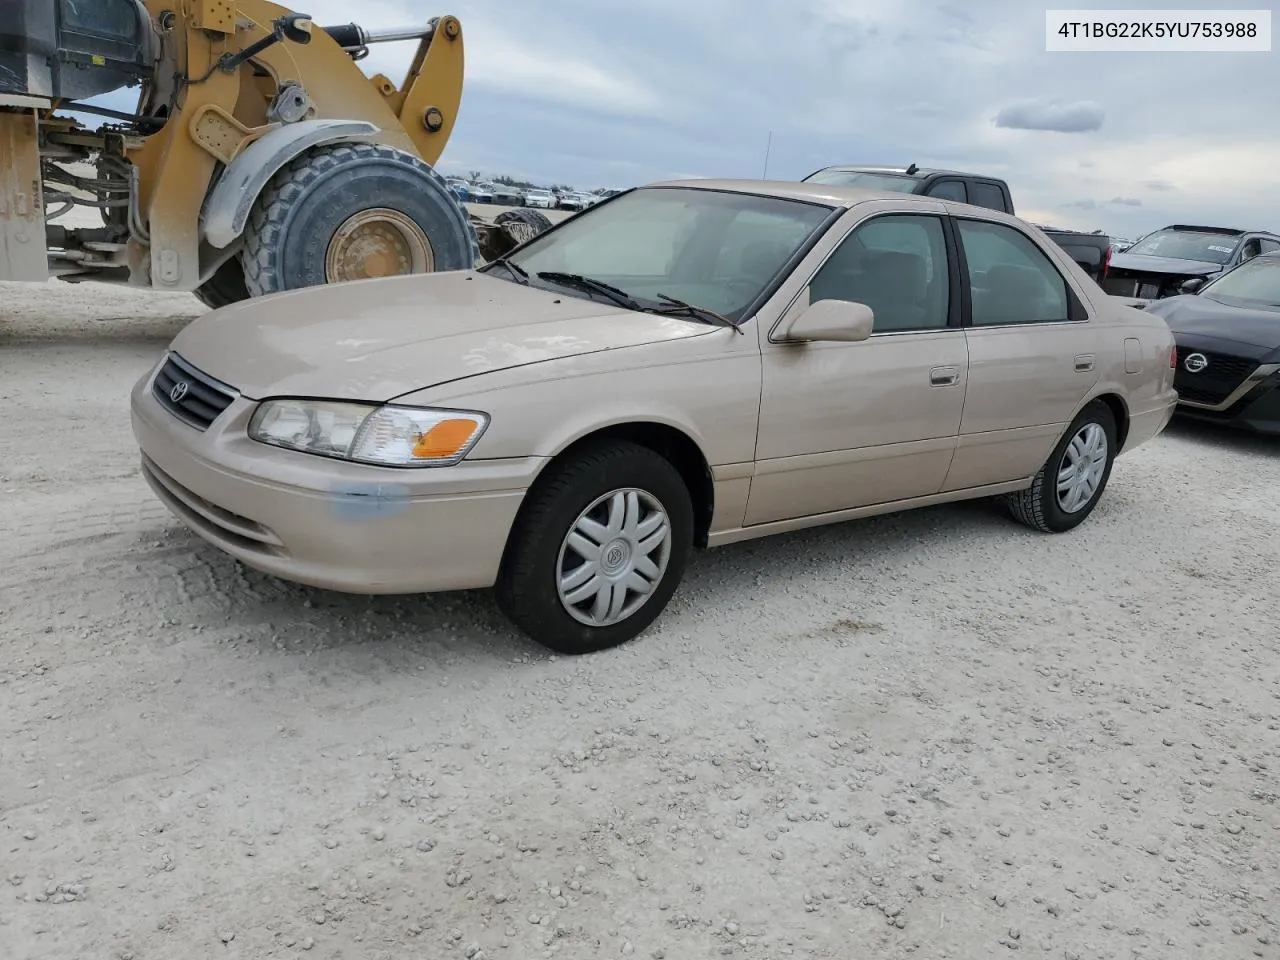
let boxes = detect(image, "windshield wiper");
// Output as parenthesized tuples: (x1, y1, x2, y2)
(650, 293, 744, 335)
(536, 271, 640, 310)
(490, 258, 529, 284)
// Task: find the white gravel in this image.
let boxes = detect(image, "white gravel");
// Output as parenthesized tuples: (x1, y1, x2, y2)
(2, 266, 1278, 960)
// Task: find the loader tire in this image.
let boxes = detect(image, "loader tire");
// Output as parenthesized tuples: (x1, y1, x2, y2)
(484, 209, 554, 259)
(241, 143, 479, 297)
(193, 257, 250, 309)
(494, 208, 553, 238)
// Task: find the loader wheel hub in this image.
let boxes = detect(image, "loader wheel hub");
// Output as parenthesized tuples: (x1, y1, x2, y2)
(325, 209, 434, 282)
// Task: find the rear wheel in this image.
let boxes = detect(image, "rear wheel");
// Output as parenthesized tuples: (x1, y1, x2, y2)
(1005, 399, 1117, 533)
(495, 440, 693, 655)
(241, 143, 478, 296)
(193, 256, 249, 309)
(494, 207, 553, 243)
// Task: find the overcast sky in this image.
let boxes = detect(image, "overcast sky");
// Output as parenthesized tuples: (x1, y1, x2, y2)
(91, 0, 1276, 241)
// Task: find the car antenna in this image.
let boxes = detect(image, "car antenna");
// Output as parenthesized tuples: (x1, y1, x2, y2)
(905, 163, 919, 175)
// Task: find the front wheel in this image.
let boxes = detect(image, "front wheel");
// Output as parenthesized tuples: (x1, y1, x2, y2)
(241, 143, 479, 297)
(1005, 399, 1118, 533)
(495, 441, 694, 655)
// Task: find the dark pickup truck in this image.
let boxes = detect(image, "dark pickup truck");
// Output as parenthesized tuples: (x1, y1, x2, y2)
(803, 164, 1113, 283)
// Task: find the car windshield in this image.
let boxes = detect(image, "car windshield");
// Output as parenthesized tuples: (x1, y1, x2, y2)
(1203, 255, 1280, 306)
(500, 186, 835, 320)
(1125, 229, 1240, 264)
(802, 170, 919, 192)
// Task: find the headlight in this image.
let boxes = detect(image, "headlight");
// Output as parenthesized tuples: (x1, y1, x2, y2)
(247, 399, 489, 467)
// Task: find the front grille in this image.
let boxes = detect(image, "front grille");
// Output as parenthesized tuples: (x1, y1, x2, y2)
(152, 353, 237, 430)
(1174, 348, 1258, 406)
(1102, 277, 1136, 297)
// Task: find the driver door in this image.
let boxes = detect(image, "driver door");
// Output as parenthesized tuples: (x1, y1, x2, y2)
(745, 204, 968, 526)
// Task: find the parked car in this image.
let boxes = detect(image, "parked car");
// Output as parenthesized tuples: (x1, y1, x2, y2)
(490, 183, 525, 206)
(802, 164, 1114, 282)
(446, 178, 470, 202)
(1102, 225, 1280, 302)
(556, 192, 585, 211)
(523, 188, 555, 209)
(130, 178, 1176, 655)
(1141, 250, 1280, 434)
(468, 182, 495, 203)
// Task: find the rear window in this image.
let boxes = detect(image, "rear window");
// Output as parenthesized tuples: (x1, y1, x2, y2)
(1126, 229, 1241, 265)
(969, 181, 1008, 211)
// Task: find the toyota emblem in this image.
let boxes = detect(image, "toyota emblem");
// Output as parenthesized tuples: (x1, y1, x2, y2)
(1183, 352, 1209, 374)
(170, 381, 190, 403)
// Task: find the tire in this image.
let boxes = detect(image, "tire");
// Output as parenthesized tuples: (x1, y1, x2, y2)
(493, 208, 553, 247)
(193, 256, 249, 309)
(495, 440, 694, 655)
(1005, 399, 1118, 533)
(241, 142, 479, 297)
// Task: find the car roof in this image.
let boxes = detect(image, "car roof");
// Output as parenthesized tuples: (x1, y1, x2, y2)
(644, 177, 963, 209)
(810, 164, 999, 180)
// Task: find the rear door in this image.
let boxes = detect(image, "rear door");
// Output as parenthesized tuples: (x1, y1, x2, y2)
(941, 215, 1101, 492)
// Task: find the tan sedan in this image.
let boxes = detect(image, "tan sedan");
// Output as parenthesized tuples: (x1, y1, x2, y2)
(131, 180, 1178, 654)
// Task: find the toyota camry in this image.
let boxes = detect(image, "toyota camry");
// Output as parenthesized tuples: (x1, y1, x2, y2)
(131, 180, 1178, 654)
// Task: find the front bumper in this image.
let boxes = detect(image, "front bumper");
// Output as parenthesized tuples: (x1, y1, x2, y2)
(1175, 373, 1280, 435)
(130, 364, 545, 595)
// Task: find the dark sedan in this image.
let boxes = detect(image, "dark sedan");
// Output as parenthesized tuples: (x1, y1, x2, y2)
(1103, 224, 1280, 301)
(1143, 251, 1280, 434)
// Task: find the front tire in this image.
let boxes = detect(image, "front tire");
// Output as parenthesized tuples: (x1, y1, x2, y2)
(495, 441, 694, 655)
(1006, 399, 1117, 533)
(241, 143, 478, 297)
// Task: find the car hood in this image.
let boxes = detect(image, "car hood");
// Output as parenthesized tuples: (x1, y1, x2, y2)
(1108, 252, 1224, 277)
(170, 271, 710, 401)
(1144, 293, 1280, 356)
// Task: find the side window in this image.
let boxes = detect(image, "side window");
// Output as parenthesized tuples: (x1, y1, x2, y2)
(958, 219, 1071, 326)
(969, 182, 1007, 212)
(926, 180, 967, 202)
(1259, 239, 1280, 254)
(808, 214, 951, 333)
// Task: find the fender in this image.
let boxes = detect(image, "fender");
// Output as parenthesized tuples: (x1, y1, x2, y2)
(200, 119, 381, 250)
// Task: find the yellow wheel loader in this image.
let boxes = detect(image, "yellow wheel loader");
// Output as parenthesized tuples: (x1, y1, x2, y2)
(0, 0, 549, 308)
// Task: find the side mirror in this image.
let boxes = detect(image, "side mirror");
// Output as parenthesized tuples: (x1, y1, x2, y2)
(1179, 277, 1205, 295)
(781, 298, 874, 342)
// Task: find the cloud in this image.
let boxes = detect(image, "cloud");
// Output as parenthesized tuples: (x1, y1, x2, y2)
(1109, 197, 1143, 207)
(52, 0, 1280, 240)
(994, 98, 1105, 133)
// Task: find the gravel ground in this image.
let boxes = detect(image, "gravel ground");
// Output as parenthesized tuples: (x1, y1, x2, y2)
(1, 263, 1278, 960)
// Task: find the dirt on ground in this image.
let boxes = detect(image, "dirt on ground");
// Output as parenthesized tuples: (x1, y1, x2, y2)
(1, 266, 1278, 960)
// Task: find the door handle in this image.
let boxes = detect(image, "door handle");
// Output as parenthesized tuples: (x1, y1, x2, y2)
(930, 365, 960, 386)
(1074, 354, 1095, 372)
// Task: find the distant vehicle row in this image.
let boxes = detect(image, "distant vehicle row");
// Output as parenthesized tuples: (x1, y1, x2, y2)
(445, 179, 622, 211)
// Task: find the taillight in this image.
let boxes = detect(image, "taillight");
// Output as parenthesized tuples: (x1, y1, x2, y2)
(1170, 345, 1177, 368)
(1102, 244, 1112, 281)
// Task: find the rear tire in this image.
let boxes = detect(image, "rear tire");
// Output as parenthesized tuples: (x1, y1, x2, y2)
(241, 143, 478, 297)
(493, 208, 553, 248)
(1005, 399, 1117, 533)
(495, 440, 693, 655)
(193, 257, 249, 309)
